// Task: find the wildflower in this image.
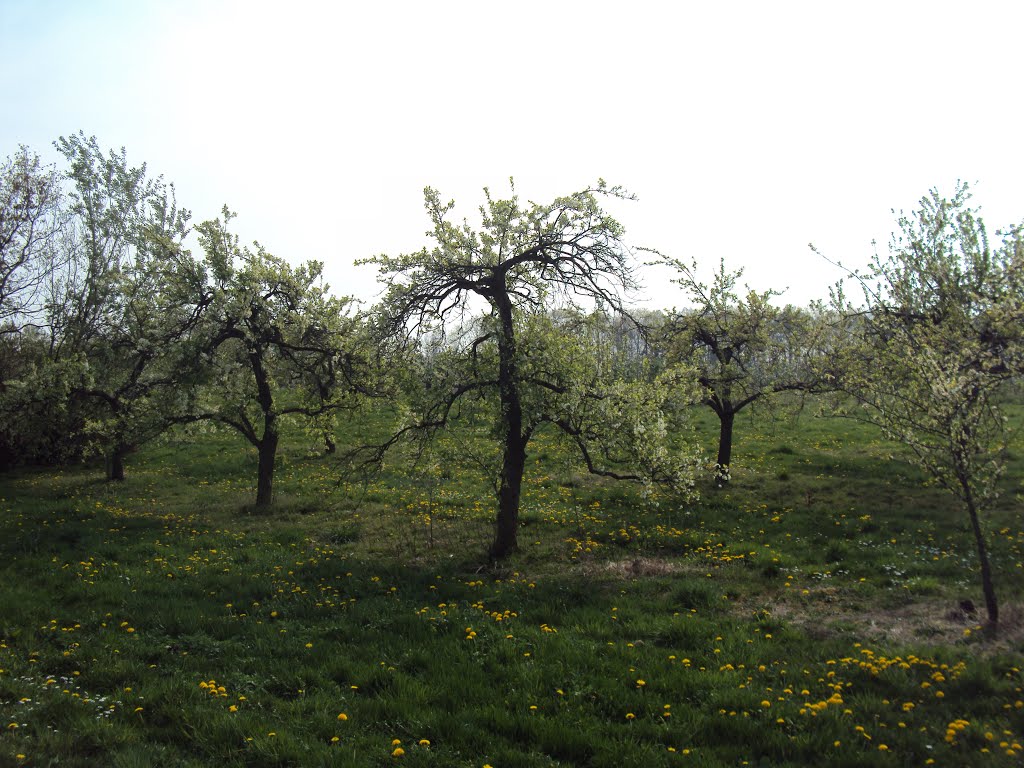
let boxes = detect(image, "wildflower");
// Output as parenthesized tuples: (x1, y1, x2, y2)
(392, 739, 402, 746)
(419, 739, 430, 746)
(392, 747, 405, 757)
(338, 713, 348, 721)
(625, 712, 635, 720)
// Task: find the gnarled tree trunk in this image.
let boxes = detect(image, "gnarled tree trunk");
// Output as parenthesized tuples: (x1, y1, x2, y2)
(490, 287, 525, 559)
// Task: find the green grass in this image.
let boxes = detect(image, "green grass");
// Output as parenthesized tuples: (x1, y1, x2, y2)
(1, 404, 1023, 766)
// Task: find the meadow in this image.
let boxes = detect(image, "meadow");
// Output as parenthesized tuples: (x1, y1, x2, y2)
(0, 404, 1022, 767)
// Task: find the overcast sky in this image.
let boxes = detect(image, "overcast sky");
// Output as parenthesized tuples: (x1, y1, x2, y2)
(2, 0, 1020, 309)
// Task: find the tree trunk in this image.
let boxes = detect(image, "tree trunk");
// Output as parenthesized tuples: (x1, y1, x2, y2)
(490, 283, 525, 559)
(255, 429, 278, 508)
(492, 436, 526, 559)
(716, 410, 735, 468)
(106, 446, 127, 482)
(715, 409, 735, 486)
(963, 482, 998, 631)
(250, 348, 278, 508)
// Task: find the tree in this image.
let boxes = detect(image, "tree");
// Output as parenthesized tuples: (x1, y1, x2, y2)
(660, 257, 836, 483)
(54, 134, 200, 479)
(47, 133, 162, 357)
(193, 209, 358, 507)
(825, 183, 1023, 630)
(0, 136, 204, 474)
(361, 182, 701, 558)
(0, 147, 63, 337)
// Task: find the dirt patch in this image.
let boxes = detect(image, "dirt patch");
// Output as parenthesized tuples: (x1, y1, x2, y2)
(591, 557, 699, 579)
(763, 594, 1024, 653)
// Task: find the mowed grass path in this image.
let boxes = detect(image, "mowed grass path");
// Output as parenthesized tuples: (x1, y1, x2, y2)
(1, 406, 1022, 767)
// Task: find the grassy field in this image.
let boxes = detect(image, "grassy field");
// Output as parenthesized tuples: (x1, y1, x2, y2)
(1, 404, 1022, 767)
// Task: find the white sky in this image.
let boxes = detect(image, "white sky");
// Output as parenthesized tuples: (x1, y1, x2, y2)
(2, 0, 1021, 309)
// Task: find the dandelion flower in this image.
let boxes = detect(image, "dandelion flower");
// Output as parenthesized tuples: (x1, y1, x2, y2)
(338, 713, 348, 721)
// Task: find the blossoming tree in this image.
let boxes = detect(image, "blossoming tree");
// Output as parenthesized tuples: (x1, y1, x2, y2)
(359, 182, 702, 558)
(834, 184, 1023, 630)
